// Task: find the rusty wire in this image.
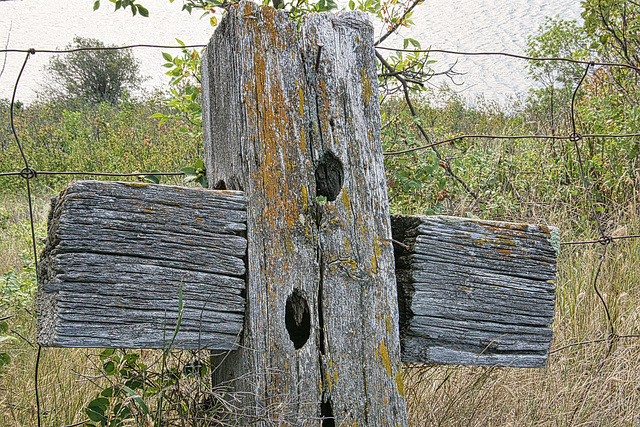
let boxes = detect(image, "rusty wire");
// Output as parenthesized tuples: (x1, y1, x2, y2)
(375, 45, 640, 73)
(0, 43, 207, 55)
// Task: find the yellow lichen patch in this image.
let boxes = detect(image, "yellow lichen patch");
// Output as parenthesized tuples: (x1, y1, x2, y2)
(298, 87, 305, 117)
(341, 189, 352, 216)
(385, 314, 392, 334)
(285, 237, 294, 254)
(326, 370, 332, 390)
(123, 182, 148, 188)
(379, 340, 392, 376)
(362, 68, 372, 105)
(301, 184, 308, 211)
(395, 368, 405, 397)
(334, 369, 338, 385)
(341, 259, 357, 271)
(300, 130, 306, 153)
(344, 237, 352, 253)
(374, 236, 382, 258)
(499, 248, 512, 257)
(371, 236, 381, 274)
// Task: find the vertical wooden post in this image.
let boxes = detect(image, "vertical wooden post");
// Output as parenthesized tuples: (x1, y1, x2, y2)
(202, 2, 407, 425)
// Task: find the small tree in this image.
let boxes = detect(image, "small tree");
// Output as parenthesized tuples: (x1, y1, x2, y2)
(525, 17, 593, 135)
(45, 36, 143, 105)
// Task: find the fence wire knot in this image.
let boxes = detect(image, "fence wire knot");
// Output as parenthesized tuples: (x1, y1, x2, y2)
(599, 235, 614, 245)
(19, 167, 38, 180)
(569, 132, 583, 142)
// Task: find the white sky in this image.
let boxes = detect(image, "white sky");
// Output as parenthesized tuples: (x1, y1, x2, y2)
(0, 0, 216, 102)
(0, 0, 582, 104)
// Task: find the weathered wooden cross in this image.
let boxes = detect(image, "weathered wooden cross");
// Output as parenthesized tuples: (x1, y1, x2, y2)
(36, 2, 558, 425)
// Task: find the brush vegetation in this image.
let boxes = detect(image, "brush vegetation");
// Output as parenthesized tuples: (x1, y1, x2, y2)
(1, 84, 639, 425)
(2, 4, 640, 423)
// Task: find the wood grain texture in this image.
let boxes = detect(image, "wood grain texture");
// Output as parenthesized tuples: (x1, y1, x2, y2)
(37, 180, 247, 350)
(202, 2, 407, 424)
(392, 215, 558, 368)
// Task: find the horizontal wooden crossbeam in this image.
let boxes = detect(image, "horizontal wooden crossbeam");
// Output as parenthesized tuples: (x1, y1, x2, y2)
(37, 181, 558, 367)
(37, 181, 247, 350)
(392, 215, 558, 368)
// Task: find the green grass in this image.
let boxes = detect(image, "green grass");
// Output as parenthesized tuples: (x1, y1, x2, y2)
(1, 90, 640, 425)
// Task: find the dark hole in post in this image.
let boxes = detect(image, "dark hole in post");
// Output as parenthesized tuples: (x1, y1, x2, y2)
(321, 397, 335, 427)
(315, 151, 344, 202)
(213, 180, 227, 190)
(285, 289, 311, 350)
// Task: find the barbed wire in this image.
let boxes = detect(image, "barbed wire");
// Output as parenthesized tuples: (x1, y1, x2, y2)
(0, 44, 207, 55)
(2, 37, 640, 426)
(0, 170, 185, 178)
(376, 46, 640, 73)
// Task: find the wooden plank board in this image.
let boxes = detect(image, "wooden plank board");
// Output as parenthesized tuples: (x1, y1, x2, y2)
(391, 215, 559, 368)
(36, 180, 247, 350)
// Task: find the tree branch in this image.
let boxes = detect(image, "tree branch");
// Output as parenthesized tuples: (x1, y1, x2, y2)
(375, 51, 479, 201)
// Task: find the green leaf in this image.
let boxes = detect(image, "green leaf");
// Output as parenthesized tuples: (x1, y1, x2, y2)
(137, 4, 149, 17)
(162, 52, 173, 62)
(101, 386, 116, 398)
(144, 174, 160, 184)
(0, 352, 11, 367)
(181, 166, 196, 175)
(121, 384, 150, 415)
(93, 0, 101, 11)
(86, 397, 109, 423)
(100, 348, 115, 359)
(103, 360, 116, 375)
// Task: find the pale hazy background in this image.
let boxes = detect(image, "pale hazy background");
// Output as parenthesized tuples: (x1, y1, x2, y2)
(0, 0, 582, 104)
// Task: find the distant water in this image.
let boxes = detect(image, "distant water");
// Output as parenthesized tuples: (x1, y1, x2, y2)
(0, 0, 582, 104)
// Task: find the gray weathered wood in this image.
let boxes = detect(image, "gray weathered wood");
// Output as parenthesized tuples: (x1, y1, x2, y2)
(36, 181, 560, 367)
(392, 215, 559, 368)
(36, 180, 247, 350)
(202, 2, 406, 425)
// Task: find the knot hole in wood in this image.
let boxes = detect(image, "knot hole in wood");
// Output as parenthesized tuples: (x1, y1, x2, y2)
(315, 150, 344, 202)
(285, 288, 311, 349)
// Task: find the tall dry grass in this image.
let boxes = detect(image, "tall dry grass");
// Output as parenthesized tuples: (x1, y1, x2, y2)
(404, 200, 640, 426)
